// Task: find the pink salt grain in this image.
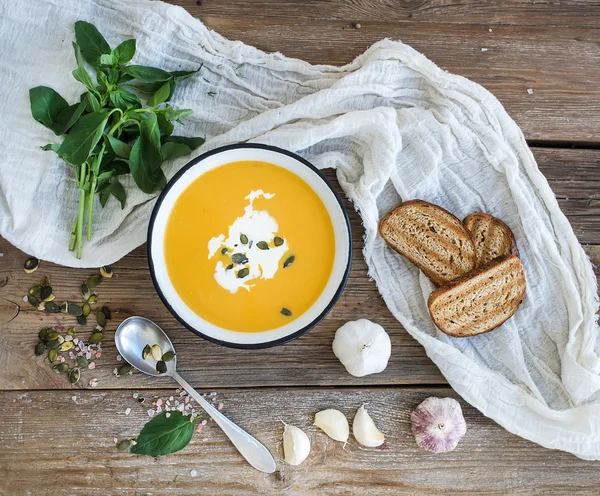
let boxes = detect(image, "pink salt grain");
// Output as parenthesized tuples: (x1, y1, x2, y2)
(217, 402, 223, 410)
(88, 362, 96, 370)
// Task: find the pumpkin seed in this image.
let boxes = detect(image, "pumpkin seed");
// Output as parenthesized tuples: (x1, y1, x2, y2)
(221, 247, 228, 255)
(46, 339, 60, 350)
(46, 330, 59, 341)
(29, 285, 42, 299)
(38, 327, 50, 340)
(60, 302, 69, 313)
(58, 341, 73, 352)
(96, 311, 107, 327)
(44, 301, 60, 313)
(40, 275, 51, 287)
(118, 364, 132, 376)
(67, 327, 77, 337)
(151, 344, 162, 361)
(52, 363, 68, 374)
(87, 294, 98, 304)
(280, 307, 292, 317)
(248, 240, 253, 248)
(27, 295, 40, 308)
(69, 303, 83, 317)
(35, 341, 46, 356)
(37, 301, 46, 311)
(274, 236, 284, 247)
(24, 257, 39, 273)
(40, 285, 52, 301)
(256, 241, 269, 250)
(231, 253, 248, 264)
(48, 349, 58, 362)
(283, 255, 295, 268)
(240, 234, 248, 244)
(56, 335, 65, 345)
(101, 306, 112, 320)
(81, 303, 90, 317)
(77, 314, 87, 325)
(69, 367, 81, 384)
(142, 344, 152, 360)
(81, 282, 91, 300)
(87, 274, 102, 287)
(237, 268, 250, 279)
(162, 351, 176, 362)
(226, 264, 234, 271)
(100, 266, 113, 278)
(117, 439, 134, 451)
(77, 356, 89, 367)
(156, 360, 167, 374)
(89, 332, 103, 344)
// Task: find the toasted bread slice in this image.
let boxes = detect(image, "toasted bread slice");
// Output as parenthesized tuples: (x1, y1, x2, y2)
(379, 200, 477, 286)
(427, 255, 526, 338)
(464, 212, 519, 266)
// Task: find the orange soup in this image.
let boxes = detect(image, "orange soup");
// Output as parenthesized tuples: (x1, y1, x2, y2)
(164, 160, 335, 332)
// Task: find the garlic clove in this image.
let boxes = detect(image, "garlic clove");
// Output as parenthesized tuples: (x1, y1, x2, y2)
(332, 319, 391, 377)
(411, 397, 467, 453)
(282, 423, 311, 465)
(352, 404, 385, 447)
(314, 409, 349, 443)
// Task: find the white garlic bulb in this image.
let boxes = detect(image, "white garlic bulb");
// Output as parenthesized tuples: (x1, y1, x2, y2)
(352, 404, 385, 447)
(282, 423, 311, 465)
(332, 319, 391, 377)
(411, 397, 466, 453)
(314, 409, 349, 443)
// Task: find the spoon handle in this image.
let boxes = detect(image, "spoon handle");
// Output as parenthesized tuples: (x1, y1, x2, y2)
(171, 371, 276, 474)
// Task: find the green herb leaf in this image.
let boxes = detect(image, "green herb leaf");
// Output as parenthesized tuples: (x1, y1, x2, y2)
(129, 116, 164, 193)
(147, 81, 171, 107)
(106, 135, 131, 159)
(74, 21, 111, 65)
(29, 86, 69, 129)
(110, 88, 142, 110)
(101, 159, 130, 175)
(112, 39, 136, 65)
(170, 67, 201, 83)
(57, 111, 109, 166)
(131, 411, 197, 456)
(41, 144, 60, 152)
(86, 91, 101, 112)
(124, 65, 172, 83)
(99, 53, 116, 66)
(50, 98, 88, 135)
(72, 42, 97, 92)
(164, 107, 193, 123)
(109, 176, 127, 209)
(164, 135, 205, 150)
(157, 113, 174, 136)
(161, 142, 192, 160)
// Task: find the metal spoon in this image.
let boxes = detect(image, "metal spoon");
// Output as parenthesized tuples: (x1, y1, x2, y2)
(115, 316, 276, 473)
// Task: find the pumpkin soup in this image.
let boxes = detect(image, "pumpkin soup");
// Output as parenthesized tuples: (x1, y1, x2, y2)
(164, 160, 335, 333)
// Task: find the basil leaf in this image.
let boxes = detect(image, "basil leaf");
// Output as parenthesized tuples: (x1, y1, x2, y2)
(112, 39, 136, 65)
(162, 142, 192, 160)
(131, 411, 197, 456)
(72, 42, 97, 91)
(157, 113, 174, 136)
(99, 53, 115, 66)
(29, 86, 69, 129)
(50, 98, 87, 135)
(96, 170, 114, 182)
(41, 144, 60, 152)
(129, 117, 164, 193)
(135, 81, 164, 94)
(164, 107, 193, 123)
(102, 160, 130, 176)
(108, 67, 120, 85)
(109, 176, 127, 209)
(165, 135, 205, 150)
(124, 65, 172, 83)
(110, 88, 141, 110)
(170, 67, 201, 83)
(106, 135, 131, 159)
(87, 92, 101, 112)
(57, 111, 108, 166)
(74, 21, 111, 65)
(146, 81, 171, 107)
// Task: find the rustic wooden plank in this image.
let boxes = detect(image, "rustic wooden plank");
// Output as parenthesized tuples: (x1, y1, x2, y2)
(0, 387, 599, 495)
(170, 0, 600, 28)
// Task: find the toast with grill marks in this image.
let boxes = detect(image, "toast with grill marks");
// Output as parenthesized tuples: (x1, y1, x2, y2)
(464, 212, 519, 266)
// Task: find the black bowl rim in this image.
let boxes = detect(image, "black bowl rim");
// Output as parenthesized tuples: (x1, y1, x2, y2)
(147, 143, 352, 349)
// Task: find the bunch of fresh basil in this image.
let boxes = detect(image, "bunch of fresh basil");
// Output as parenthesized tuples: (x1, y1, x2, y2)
(29, 21, 205, 258)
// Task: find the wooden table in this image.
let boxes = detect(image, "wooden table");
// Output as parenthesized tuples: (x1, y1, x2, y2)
(1, 1, 600, 494)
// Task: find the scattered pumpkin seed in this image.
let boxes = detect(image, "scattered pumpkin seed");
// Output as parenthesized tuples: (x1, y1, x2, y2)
(81, 282, 91, 300)
(40, 285, 52, 301)
(117, 439, 135, 451)
(68, 303, 83, 317)
(52, 363, 68, 374)
(283, 255, 295, 268)
(156, 360, 167, 374)
(231, 253, 248, 264)
(44, 301, 60, 313)
(56, 335, 65, 345)
(240, 234, 248, 244)
(101, 306, 112, 320)
(35, 341, 46, 356)
(48, 349, 58, 362)
(60, 302, 69, 313)
(142, 344, 152, 360)
(46, 339, 60, 350)
(87, 274, 102, 287)
(274, 236, 284, 247)
(37, 301, 46, 311)
(24, 257, 39, 273)
(27, 295, 40, 308)
(82, 303, 91, 317)
(151, 344, 162, 361)
(46, 330, 59, 341)
(67, 327, 77, 337)
(226, 264, 234, 271)
(69, 367, 81, 384)
(221, 247, 228, 255)
(256, 241, 269, 250)
(87, 294, 98, 304)
(118, 364, 132, 376)
(77, 314, 87, 325)
(40, 275, 51, 287)
(96, 311, 107, 327)
(162, 351, 176, 362)
(248, 240, 253, 248)
(29, 285, 42, 299)
(38, 327, 50, 340)
(237, 267, 250, 279)
(100, 266, 113, 278)
(89, 332, 103, 344)
(58, 341, 73, 352)
(77, 356, 89, 367)
(280, 307, 292, 316)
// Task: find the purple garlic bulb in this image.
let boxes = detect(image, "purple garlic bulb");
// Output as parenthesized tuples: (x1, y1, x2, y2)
(411, 397, 467, 453)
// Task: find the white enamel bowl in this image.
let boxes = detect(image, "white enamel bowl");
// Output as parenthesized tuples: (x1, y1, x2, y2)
(147, 144, 352, 348)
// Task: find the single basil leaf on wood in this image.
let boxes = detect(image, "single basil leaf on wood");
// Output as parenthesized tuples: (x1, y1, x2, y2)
(57, 111, 108, 166)
(41, 144, 60, 152)
(106, 135, 131, 159)
(161, 141, 192, 160)
(157, 113, 174, 137)
(74, 21, 111, 65)
(50, 98, 87, 135)
(164, 107, 193, 123)
(131, 411, 197, 456)
(99, 53, 115, 66)
(124, 65, 172, 83)
(109, 176, 127, 209)
(29, 86, 69, 129)
(112, 39, 136, 65)
(170, 67, 201, 83)
(110, 88, 141, 110)
(72, 42, 97, 92)
(146, 81, 171, 107)
(165, 135, 205, 150)
(86, 92, 101, 112)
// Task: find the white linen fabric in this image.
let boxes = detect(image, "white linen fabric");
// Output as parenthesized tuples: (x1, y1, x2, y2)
(1, 0, 599, 459)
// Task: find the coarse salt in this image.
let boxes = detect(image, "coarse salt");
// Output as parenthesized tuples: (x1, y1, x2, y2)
(133, 393, 139, 399)
(195, 424, 203, 433)
(217, 402, 223, 410)
(156, 399, 163, 407)
(527, 88, 534, 94)
(65, 335, 73, 342)
(88, 362, 96, 370)
(481, 48, 488, 52)
(71, 395, 77, 402)
(95, 353, 102, 358)
(114, 437, 118, 444)
(88, 378, 98, 387)
(201, 420, 207, 426)
(165, 412, 171, 418)
(85, 351, 92, 359)
(73, 338, 79, 345)
(125, 407, 131, 416)
(116, 355, 122, 362)
(147, 409, 155, 417)
(190, 470, 197, 477)
(177, 404, 185, 412)
(156, 406, 163, 414)
(210, 392, 217, 397)
(489, 28, 493, 32)
(23, 295, 28, 303)
(169, 396, 174, 401)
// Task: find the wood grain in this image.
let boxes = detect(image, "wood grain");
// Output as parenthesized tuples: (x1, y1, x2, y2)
(0, 386, 599, 496)
(0, 149, 597, 391)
